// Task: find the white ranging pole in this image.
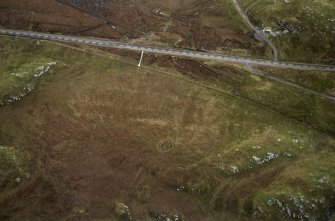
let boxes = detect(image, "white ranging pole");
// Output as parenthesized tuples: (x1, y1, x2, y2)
(138, 51, 144, 67)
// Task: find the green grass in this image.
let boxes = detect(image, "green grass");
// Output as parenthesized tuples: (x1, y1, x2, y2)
(253, 149, 335, 220)
(0, 59, 59, 105)
(0, 145, 31, 187)
(236, 0, 335, 63)
(184, 62, 335, 134)
(256, 66, 335, 95)
(0, 37, 127, 105)
(238, 73, 335, 133)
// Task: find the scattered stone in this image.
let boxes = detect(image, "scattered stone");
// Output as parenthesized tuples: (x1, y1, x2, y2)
(252, 152, 279, 165)
(283, 152, 292, 157)
(114, 201, 132, 220)
(1, 61, 57, 106)
(73, 207, 87, 214)
(265, 191, 330, 220)
(253, 156, 262, 164)
(292, 139, 299, 144)
(176, 186, 185, 192)
(230, 165, 239, 174)
(150, 211, 183, 221)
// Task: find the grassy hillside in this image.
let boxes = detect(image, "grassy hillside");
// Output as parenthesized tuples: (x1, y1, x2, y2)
(0, 36, 334, 221)
(237, 0, 335, 63)
(256, 66, 335, 96)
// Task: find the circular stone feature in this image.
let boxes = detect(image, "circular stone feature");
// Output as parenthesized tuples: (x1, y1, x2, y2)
(158, 140, 175, 153)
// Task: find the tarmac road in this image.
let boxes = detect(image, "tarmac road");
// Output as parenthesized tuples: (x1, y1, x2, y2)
(1, 28, 335, 72)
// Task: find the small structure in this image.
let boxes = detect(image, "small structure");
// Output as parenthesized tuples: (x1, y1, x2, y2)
(138, 51, 144, 67)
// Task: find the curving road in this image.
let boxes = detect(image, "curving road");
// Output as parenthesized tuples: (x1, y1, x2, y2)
(230, 0, 278, 61)
(1, 28, 335, 72)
